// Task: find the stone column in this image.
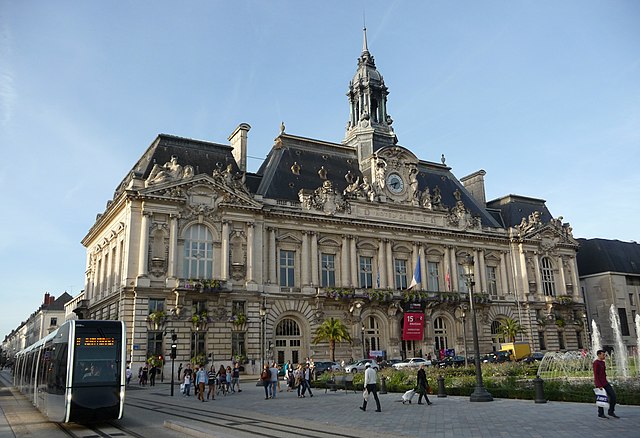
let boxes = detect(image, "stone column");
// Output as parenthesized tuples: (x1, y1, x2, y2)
(221, 220, 230, 281)
(168, 215, 178, 279)
(443, 246, 452, 292)
(138, 212, 151, 278)
(341, 235, 350, 287)
(246, 222, 255, 283)
(533, 253, 543, 296)
(310, 232, 319, 286)
(570, 257, 580, 298)
(301, 231, 310, 286)
(473, 249, 481, 287)
(268, 228, 277, 284)
(419, 244, 427, 290)
(377, 239, 386, 288)
(386, 239, 394, 290)
(478, 249, 487, 293)
(557, 256, 567, 296)
(450, 246, 459, 292)
(350, 236, 358, 288)
(499, 251, 509, 296)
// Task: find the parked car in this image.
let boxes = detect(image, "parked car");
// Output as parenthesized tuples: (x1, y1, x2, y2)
(378, 359, 402, 369)
(481, 351, 511, 363)
(392, 357, 431, 369)
(344, 359, 379, 373)
(313, 361, 341, 376)
(436, 355, 466, 368)
(522, 352, 545, 363)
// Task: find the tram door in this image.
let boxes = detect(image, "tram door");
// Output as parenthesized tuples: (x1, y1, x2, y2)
(275, 318, 301, 365)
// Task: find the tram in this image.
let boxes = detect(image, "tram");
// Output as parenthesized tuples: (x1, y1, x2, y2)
(14, 320, 126, 423)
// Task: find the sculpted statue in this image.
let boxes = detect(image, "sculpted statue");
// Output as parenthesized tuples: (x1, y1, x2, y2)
(147, 156, 184, 185)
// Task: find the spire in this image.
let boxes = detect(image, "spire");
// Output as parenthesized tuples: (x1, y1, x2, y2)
(362, 26, 369, 54)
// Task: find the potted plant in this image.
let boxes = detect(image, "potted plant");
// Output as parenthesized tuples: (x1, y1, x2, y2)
(147, 310, 167, 330)
(231, 313, 247, 326)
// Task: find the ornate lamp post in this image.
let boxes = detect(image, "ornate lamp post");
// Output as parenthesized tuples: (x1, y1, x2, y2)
(462, 254, 493, 402)
(458, 304, 469, 367)
(259, 301, 267, 369)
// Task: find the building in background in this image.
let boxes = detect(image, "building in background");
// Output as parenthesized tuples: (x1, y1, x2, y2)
(2, 292, 72, 365)
(577, 238, 640, 354)
(68, 31, 584, 372)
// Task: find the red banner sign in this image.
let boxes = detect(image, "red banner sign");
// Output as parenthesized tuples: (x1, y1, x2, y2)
(402, 312, 424, 341)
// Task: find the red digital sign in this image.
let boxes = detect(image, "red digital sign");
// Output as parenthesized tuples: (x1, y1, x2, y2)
(402, 313, 425, 341)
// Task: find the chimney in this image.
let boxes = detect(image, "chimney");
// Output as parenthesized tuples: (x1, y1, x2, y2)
(228, 123, 251, 173)
(44, 292, 50, 305)
(49, 295, 55, 304)
(460, 169, 487, 206)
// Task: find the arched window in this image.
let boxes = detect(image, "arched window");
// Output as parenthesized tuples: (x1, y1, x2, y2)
(363, 315, 381, 354)
(275, 318, 302, 364)
(183, 224, 214, 279)
(541, 257, 556, 297)
(434, 317, 449, 354)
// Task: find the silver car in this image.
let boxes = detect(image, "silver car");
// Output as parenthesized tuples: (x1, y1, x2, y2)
(392, 357, 432, 369)
(344, 359, 379, 373)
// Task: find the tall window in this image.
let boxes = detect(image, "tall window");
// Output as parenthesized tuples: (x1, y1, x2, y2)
(279, 250, 295, 287)
(434, 317, 449, 353)
(147, 332, 163, 357)
(183, 224, 214, 279)
(191, 332, 206, 357)
(363, 315, 381, 353)
(232, 332, 246, 360)
(538, 331, 546, 350)
(457, 264, 469, 293)
(558, 331, 565, 350)
(395, 259, 408, 290)
(148, 298, 165, 314)
(232, 300, 246, 316)
(321, 253, 336, 287)
(491, 320, 504, 351)
(486, 266, 497, 295)
(618, 308, 630, 336)
(541, 257, 556, 297)
(192, 300, 207, 315)
(359, 256, 373, 289)
(427, 262, 440, 291)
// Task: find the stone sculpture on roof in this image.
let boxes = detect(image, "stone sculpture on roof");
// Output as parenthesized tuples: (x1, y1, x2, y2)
(146, 156, 194, 186)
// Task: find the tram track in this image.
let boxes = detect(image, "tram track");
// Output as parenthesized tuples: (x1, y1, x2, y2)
(56, 421, 147, 438)
(125, 396, 364, 438)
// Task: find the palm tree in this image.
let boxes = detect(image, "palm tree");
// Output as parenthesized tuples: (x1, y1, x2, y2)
(312, 318, 352, 361)
(498, 317, 525, 342)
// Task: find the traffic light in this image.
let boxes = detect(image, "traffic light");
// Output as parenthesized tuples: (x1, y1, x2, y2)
(158, 355, 163, 363)
(170, 343, 177, 359)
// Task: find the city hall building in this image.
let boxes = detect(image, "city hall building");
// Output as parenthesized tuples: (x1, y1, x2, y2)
(80, 31, 585, 369)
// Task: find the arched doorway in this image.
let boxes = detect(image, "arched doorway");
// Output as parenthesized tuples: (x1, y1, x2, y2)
(433, 317, 450, 359)
(491, 320, 505, 352)
(275, 318, 302, 365)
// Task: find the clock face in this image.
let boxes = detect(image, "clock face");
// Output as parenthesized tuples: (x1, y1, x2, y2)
(386, 173, 404, 194)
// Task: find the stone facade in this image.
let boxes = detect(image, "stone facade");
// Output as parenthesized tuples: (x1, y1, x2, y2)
(79, 31, 585, 372)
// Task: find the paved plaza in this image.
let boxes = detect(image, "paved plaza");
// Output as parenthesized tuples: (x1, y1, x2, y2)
(1, 370, 639, 437)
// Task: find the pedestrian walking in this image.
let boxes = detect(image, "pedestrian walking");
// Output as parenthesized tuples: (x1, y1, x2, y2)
(196, 366, 208, 402)
(177, 363, 183, 381)
(295, 364, 305, 397)
(300, 363, 313, 397)
(260, 363, 271, 399)
(207, 365, 216, 400)
(269, 362, 279, 398)
(125, 366, 132, 386)
(226, 366, 233, 393)
(416, 364, 433, 405)
(231, 362, 241, 392)
(149, 364, 157, 386)
(359, 362, 381, 412)
(593, 349, 619, 419)
(183, 372, 192, 397)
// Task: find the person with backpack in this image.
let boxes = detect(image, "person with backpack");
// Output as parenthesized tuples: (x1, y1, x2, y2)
(260, 363, 271, 399)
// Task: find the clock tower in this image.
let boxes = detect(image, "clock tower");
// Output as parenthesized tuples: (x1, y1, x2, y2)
(343, 27, 397, 179)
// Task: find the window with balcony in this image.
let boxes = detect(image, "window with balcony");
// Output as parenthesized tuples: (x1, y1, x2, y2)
(359, 256, 373, 289)
(395, 259, 408, 290)
(486, 266, 498, 295)
(279, 250, 295, 287)
(321, 253, 336, 287)
(541, 257, 556, 297)
(183, 224, 214, 279)
(427, 261, 440, 291)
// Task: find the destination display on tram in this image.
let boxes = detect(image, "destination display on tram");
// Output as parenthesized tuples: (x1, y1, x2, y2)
(75, 337, 116, 347)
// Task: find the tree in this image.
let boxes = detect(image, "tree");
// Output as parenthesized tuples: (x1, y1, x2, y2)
(312, 318, 352, 361)
(498, 317, 525, 342)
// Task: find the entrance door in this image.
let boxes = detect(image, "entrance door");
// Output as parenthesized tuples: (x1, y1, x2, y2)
(275, 318, 302, 364)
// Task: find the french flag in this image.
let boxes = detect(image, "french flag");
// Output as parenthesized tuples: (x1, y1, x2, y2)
(408, 256, 421, 290)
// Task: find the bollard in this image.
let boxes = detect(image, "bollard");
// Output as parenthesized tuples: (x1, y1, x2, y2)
(437, 375, 447, 398)
(534, 375, 547, 404)
(380, 376, 387, 394)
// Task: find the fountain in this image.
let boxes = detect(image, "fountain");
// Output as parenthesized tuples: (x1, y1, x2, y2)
(591, 320, 602, 362)
(609, 304, 629, 378)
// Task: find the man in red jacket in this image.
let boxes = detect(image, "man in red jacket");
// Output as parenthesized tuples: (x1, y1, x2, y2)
(593, 350, 618, 419)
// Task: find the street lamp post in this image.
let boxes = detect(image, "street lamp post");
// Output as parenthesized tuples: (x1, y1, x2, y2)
(259, 301, 267, 369)
(459, 304, 469, 368)
(463, 254, 493, 402)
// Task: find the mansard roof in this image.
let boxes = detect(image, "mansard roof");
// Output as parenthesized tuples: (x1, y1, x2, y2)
(577, 238, 640, 276)
(114, 134, 240, 198)
(486, 194, 553, 228)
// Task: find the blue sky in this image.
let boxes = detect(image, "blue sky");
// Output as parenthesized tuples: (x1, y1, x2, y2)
(1, 0, 638, 341)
